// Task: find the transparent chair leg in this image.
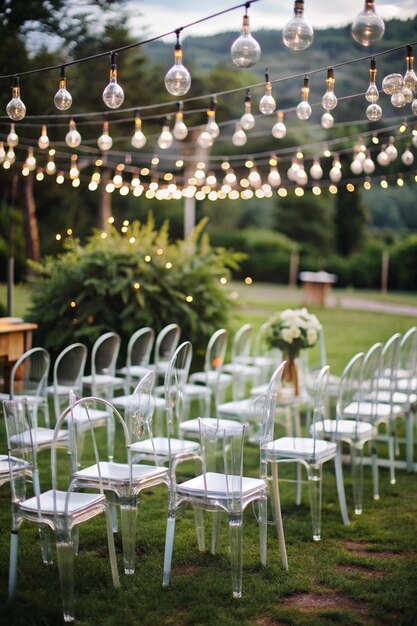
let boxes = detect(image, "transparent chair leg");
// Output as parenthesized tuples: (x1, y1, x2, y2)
(371, 440, 380, 500)
(211, 510, 220, 554)
(107, 413, 115, 462)
(163, 514, 176, 586)
(351, 444, 364, 515)
(334, 452, 350, 526)
(406, 412, 415, 472)
(258, 495, 267, 567)
(107, 491, 118, 533)
(120, 496, 138, 574)
(193, 505, 205, 551)
(295, 463, 302, 506)
(228, 515, 243, 599)
(71, 527, 79, 556)
(307, 463, 322, 542)
(39, 525, 53, 564)
(56, 530, 75, 623)
(104, 506, 120, 589)
(270, 462, 288, 570)
(388, 424, 396, 485)
(8, 529, 18, 599)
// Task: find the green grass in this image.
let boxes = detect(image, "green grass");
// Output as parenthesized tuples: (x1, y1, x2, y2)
(0, 283, 417, 625)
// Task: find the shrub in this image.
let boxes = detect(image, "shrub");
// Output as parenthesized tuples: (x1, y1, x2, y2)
(390, 234, 417, 291)
(27, 217, 243, 363)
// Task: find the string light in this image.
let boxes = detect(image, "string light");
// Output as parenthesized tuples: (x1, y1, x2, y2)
(366, 58, 382, 121)
(6, 77, 26, 121)
(69, 154, 80, 180)
(54, 66, 72, 110)
(232, 121, 247, 146)
(65, 119, 82, 148)
(173, 102, 188, 140)
(272, 110, 286, 138)
(309, 157, 323, 180)
(165, 30, 191, 96)
(131, 112, 147, 149)
(404, 45, 417, 92)
(97, 119, 113, 151)
(46, 149, 56, 175)
(25, 147, 36, 171)
(157, 118, 173, 149)
(0, 143, 5, 163)
(38, 124, 50, 150)
(206, 97, 220, 137)
(282, 0, 314, 51)
(296, 76, 311, 120)
(401, 145, 414, 166)
(351, 0, 385, 47)
(322, 68, 337, 111)
(241, 90, 255, 130)
(385, 135, 398, 161)
(102, 52, 125, 109)
(6, 123, 18, 147)
(230, 3, 261, 68)
(259, 69, 276, 115)
(321, 112, 334, 129)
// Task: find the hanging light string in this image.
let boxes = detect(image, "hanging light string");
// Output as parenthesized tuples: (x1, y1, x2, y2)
(0, 0, 261, 81)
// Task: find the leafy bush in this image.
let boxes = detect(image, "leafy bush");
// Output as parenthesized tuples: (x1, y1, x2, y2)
(390, 234, 417, 291)
(27, 218, 243, 364)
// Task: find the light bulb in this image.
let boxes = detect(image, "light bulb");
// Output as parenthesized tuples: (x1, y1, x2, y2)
(351, 0, 385, 47)
(376, 147, 389, 166)
(206, 116, 220, 138)
(259, 71, 276, 115)
(54, 66, 72, 110)
(38, 124, 50, 149)
(241, 90, 255, 130)
(268, 166, 281, 187)
(382, 73, 404, 95)
(365, 58, 380, 105)
(329, 166, 342, 183)
(224, 169, 237, 185)
(310, 158, 323, 180)
(6, 146, 15, 165)
(401, 146, 414, 166)
(401, 87, 414, 103)
(65, 119, 82, 148)
(404, 45, 417, 91)
(230, 10, 261, 67)
(248, 168, 261, 187)
(7, 123, 18, 147)
(158, 120, 173, 149)
(272, 110, 286, 138)
(25, 147, 37, 172)
(363, 155, 375, 174)
(69, 154, 79, 179)
(321, 67, 337, 110)
(412, 99, 417, 115)
(46, 150, 56, 175)
(287, 159, 300, 181)
(97, 120, 113, 151)
(385, 137, 398, 161)
(131, 114, 146, 149)
(296, 164, 308, 185)
(197, 130, 213, 148)
(173, 105, 188, 140)
(366, 103, 382, 121)
(232, 122, 247, 146)
(165, 32, 191, 96)
(391, 92, 406, 108)
(6, 76, 26, 121)
(282, 0, 314, 51)
(0, 143, 5, 162)
(102, 53, 125, 109)
(350, 159, 363, 175)
(321, 112, 334, 129)
(206, 173, 217, 187)
(296, 76, 312, 120)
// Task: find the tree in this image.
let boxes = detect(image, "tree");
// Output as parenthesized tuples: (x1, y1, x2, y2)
(335, 183, 369, 257)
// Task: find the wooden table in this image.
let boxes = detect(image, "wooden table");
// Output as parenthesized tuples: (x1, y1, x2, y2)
(299, 271, 337, 308)
(0, 319, 38, 393)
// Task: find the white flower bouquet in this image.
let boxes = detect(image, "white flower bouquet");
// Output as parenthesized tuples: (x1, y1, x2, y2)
(266, 307, 322, 358)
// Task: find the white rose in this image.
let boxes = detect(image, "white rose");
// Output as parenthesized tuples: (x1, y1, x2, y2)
(280, 309, 297, 321)
(290, 325, 302, 339)
(281, 328, 294, 343)
(307, 328, 317, 345)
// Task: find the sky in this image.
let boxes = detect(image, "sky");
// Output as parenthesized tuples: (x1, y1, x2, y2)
(127, 0, 417, 39)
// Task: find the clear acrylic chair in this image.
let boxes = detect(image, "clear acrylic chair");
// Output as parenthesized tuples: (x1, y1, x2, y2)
(262, 364, 349, 542)
(3, 397, 119, 623)
(47, 343, 87, 421)
(162, 418, 268, 599)
(223, 324, 262, 400)
(82, 331, 124, 397)
(69, 371, 169, 575)
(116, 327, 155, 390)
(0, 347, 51, 428)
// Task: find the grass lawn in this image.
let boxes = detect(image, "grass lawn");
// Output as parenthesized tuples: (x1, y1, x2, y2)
(0, 282, 416, 625)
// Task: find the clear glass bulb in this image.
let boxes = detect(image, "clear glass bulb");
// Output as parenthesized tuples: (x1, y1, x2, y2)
(173, 112, 188, 140)
(401, 87, 413, 103)
(224, 169, 237, 185)
(0, 142, 5, 162)
(97, 121, 113, 151)
(282, 0, 314, 51)
(241, 96, 255, 130)
(404, 69, 417, 91)
(350, 159, 363, 175)
(310, 159, 323, 180)
(268, 167, 281, 187)
(165, 44, 191, 96)
(329, 166, 342, 183)
(382, 73, 404, 95)
(363, 156, 375, 174)
(412, 99, 417, 115)
(366, 103, 382, 121)
(366, 82, 379, 102)
(401, 147, 414, 166)
(287, 159, 300, 181)
(296, 100, 311, 120)
(131, 116, 146, 149)
(197, 130, 213, 148)
(7, 123, 18, 147)
(158, 124, 173, 150)
(296, 165, 308, 185)
(391, 92, 406, 108)
(232, 122, 247, 147)
(259, 78, 276, 115)
(272, 111, 286, 138)
(46, 155, 56, 175)
(322, 69, 337, 110)
(6, 147, 15, 165)
(54, 69, 72, 110)
(231, 14, 261, 67)
(206, 117, 220, 138)
(65, 119, 82, 148)
(385, 139, 398, 161)
(376, 148, 389, 166)
(248, 169, 261, 186)
(321, 112, 334, 129)
(38, 125, 50, 149)
(103, 73, 125, 109)
(6, 80, 26, 121)
(25, 148, 36, 171)
(351, 1, 385, 46)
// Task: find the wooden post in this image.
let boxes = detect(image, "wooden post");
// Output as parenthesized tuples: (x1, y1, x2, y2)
(289, 251, 299, 287)
(381, 250, 389, 294)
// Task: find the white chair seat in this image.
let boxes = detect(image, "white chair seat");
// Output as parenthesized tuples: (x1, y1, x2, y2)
(0, 393, 45, 405)
(217, 399, 253, 420)
(314, 418, 374, 441)
(266, 436, 337, 462)
(21, 489, 105, 516)
(111, 394, 165, 411)
(73, 461, 168, 485)
(117, 364, 155, 379)
(9, 427, 68, 447)
(188, 371, 232, 388)
(179, 416, 242, 436)
(82, 374, 125, 387)
(131, 437, 199, 457)
(344, 400, 404, 419)
(71, 405, 109, 425)
(177, 471, 265, 499)
(372, 390, 417, 405)
(46, 384, 74, 396)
